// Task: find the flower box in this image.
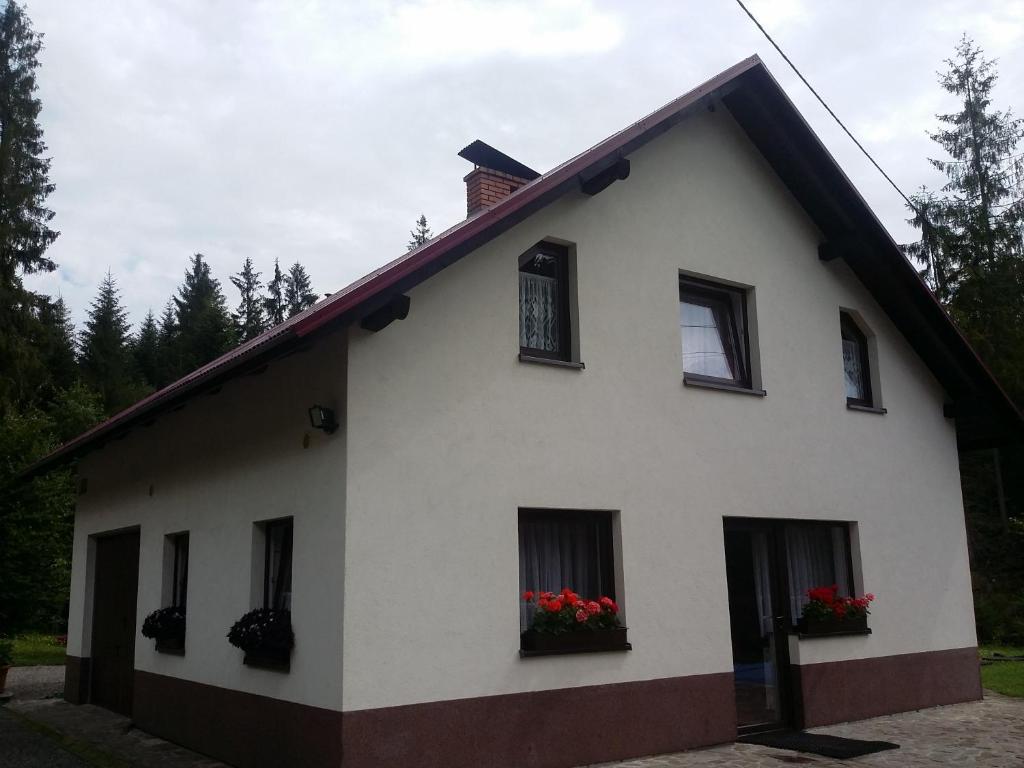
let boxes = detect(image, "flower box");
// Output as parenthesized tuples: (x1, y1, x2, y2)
(243, 647, 291, 671)
(520, 627, 630, 655)
(155, 636, 185, 655)
(798, 614, 869, 636)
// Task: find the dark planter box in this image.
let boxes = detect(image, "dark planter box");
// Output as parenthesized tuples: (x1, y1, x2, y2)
(520, 627, 630, 657)
(154, 636, 185, 655)
(798, 614, 869, 636)
(243, 646, 291, 671)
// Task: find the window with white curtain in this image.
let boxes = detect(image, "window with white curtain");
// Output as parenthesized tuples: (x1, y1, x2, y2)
(518, 510, 615, 631)
(679, 277, 750, 387)
(784, 523, 853, 622)
(519, 243, 571, 361)
(840, 312, 873, 406)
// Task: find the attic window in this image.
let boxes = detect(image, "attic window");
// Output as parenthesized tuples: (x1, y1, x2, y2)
(519, 242, 572, 363)
(680, 277, 751, 389)
(841, 312, 873, 408)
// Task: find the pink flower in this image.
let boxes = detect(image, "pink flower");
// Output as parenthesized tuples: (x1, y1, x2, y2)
(585, 601, 601, 615)
(865, 593, 875, 602)
(575, 609, 588, 623)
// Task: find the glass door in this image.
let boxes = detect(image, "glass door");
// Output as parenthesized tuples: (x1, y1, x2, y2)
(723, 520, 792, 732)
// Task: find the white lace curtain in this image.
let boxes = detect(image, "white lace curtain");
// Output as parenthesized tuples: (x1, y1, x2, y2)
(785, 525, 850, 618)
(843, 338, 866, 399)
(519, 516, 605, 630)
(519, 272, 560, 352)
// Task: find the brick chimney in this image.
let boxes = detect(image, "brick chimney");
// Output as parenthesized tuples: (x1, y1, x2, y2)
(463, 167, 530, 216)
(458, 140, 540, 217)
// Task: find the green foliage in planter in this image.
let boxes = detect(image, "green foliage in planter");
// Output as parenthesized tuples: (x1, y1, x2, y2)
(227, 609, 293, 654)
(141, 607, 186, 642)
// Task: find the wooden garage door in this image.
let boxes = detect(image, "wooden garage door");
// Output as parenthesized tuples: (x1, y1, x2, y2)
(90, 530, 140, 716)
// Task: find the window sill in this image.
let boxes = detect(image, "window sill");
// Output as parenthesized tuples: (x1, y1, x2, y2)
(847, 402, 887, 415)
(683, 374, 765, 397)
(793, 628, 872, 639)
(520, 643, 632, 658)
(518, 353, 585, 370)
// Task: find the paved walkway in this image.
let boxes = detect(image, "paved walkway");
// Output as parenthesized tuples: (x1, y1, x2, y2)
(598, 692, 1024, 767)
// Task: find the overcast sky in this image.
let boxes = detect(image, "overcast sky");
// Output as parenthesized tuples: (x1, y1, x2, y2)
(21, 0, 1024, 329)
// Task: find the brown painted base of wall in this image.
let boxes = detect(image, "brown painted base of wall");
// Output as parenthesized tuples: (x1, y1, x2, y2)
(341, 673, 736, 768)
(132, 670, 343, 768)
(64, 655, 90, 705)
(792, 646, 982, 728)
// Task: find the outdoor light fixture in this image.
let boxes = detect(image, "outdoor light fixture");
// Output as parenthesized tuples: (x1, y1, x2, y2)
(308, 405, 338, 435)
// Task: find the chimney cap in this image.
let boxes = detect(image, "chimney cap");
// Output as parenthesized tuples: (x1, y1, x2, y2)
(458, 140, 540, 181)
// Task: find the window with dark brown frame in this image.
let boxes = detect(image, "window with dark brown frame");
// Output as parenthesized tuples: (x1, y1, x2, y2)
(679, 276, 751, 388)
(518, 509, 615, 631)
(519, 242, 571, 361)
(840, 313, 872, 407)
(170, 532, 189, 609)
(263, 518, 293, 611)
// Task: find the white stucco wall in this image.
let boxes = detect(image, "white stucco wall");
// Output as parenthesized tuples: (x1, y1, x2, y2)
(66, 331, 348, 710)
(341, 105, 974, 711)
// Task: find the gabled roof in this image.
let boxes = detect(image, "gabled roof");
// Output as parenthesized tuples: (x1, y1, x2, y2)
(27, 55, 1022, 476)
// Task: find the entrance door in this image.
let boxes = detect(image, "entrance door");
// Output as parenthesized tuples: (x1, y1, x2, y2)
(90, 530, 140, 716)
(723, 520, 791, 732)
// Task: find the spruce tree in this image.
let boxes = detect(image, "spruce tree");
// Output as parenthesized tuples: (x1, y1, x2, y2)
(230, 257, 265, 341)
(263, 258, 285, 326)
(0, 1, 59, 409)
(79, 271, 137, 413)
(407, 214, 433, 251)
(0, 1, 57, 285)
(908, 36, 1024, 402)
(155, 299, 179, 387)
(172, 253, 235, 373)
(37, 295, 78, 393)
(133, 310, 160, 389)
(284, 262, 317, 317)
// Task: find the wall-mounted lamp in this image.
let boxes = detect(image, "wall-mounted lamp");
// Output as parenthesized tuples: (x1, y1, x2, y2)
(308, 405, 339, 435)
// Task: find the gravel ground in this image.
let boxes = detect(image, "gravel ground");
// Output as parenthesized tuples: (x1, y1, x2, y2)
(4, 665, 65, 702)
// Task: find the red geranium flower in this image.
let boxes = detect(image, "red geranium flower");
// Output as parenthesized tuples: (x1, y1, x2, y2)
(586, 601, 601, 615)
(522, 590, 535, 602)
(575, 609, 588, 623)
(545, 598, 564, 613)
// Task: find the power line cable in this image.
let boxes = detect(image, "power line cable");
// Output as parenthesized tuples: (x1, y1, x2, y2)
(733, 0, 918, 211)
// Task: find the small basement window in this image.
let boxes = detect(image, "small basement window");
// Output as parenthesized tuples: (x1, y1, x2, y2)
(680, 276, 753, 390)
(519, 242, 573, 362)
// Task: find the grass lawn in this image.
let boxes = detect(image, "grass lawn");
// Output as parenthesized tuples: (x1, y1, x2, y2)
(980, 645, 1024, 698)
(10, 633, 67, 666)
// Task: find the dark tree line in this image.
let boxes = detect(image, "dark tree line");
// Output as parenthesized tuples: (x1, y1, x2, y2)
(0, 0, 332, 633)
(907, 37, 1024, 644)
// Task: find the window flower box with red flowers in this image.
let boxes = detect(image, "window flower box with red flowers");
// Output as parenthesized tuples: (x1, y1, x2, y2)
(797, 586, 875, 637)
(520, 589, 630, 657)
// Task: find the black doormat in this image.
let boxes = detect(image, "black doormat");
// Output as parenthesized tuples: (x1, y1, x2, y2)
(738, 730, 900, 759)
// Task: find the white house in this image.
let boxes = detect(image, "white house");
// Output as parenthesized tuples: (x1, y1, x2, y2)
(32, 56, 1022, 768)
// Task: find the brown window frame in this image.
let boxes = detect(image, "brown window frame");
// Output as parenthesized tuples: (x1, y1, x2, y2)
(518, 242, 572, 362)
(679, 276, 752, 389)
(840, 313, 873, 408)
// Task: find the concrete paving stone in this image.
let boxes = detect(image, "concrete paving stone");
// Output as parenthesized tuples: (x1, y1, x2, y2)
(594, 692, 1024, 768)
